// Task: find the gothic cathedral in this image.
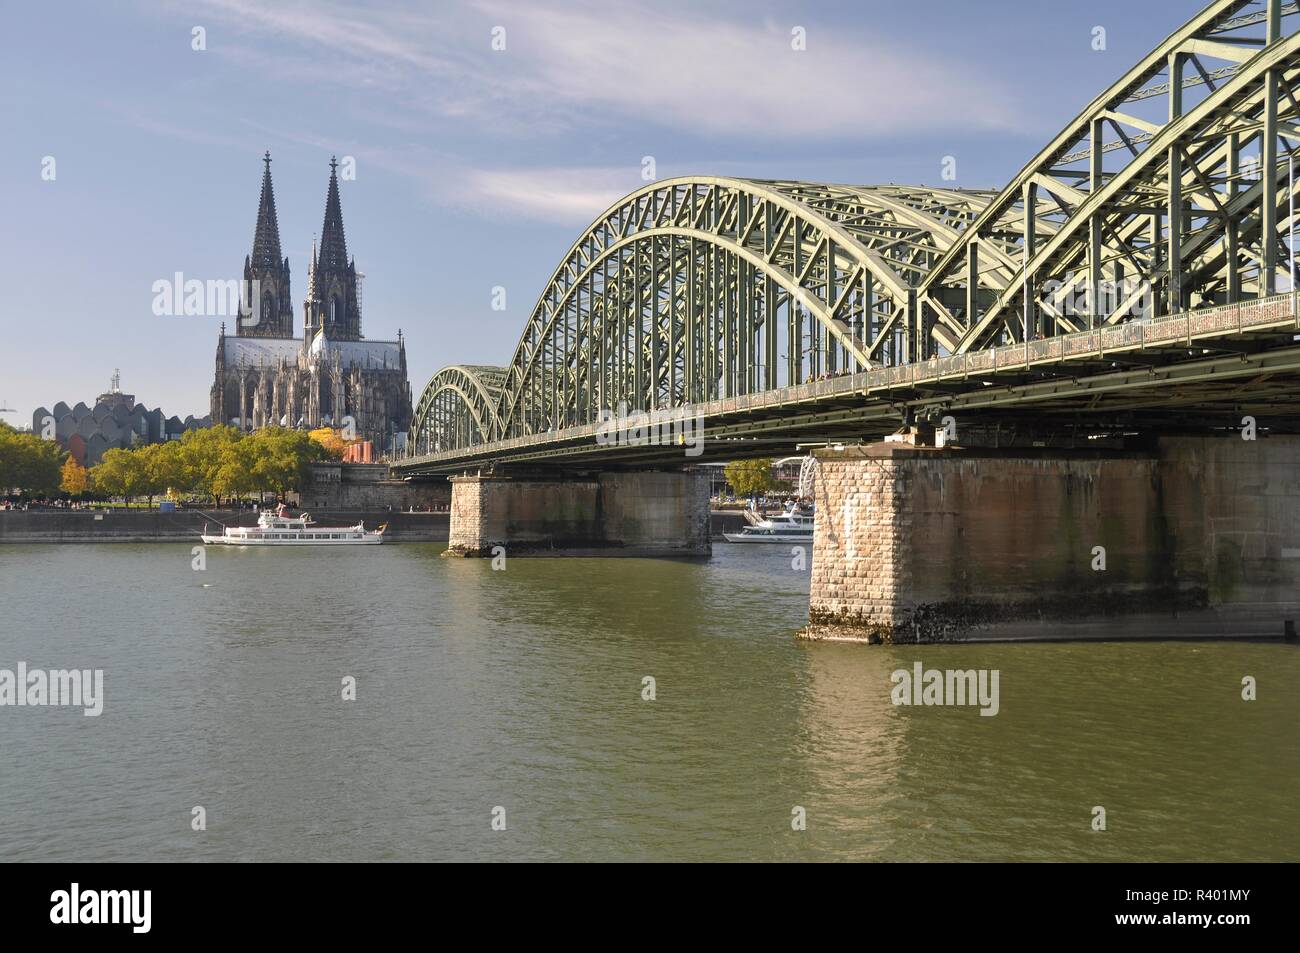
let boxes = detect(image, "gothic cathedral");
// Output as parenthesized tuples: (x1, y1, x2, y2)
(210, 154, 413, 453)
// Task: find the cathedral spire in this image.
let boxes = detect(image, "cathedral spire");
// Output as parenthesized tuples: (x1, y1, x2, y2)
(251, 151, 283, 269)
(317, 156, 348, 272)
(239, 151, 294, 338)
(310, 156, 362, 340)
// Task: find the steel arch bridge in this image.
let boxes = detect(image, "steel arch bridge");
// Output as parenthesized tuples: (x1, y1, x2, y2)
(403, 0, 1300, 473)
(409, 180, 1012, 456)
(412, 365, 506, 453)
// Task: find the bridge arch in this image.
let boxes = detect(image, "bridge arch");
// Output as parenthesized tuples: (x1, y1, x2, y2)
(491, 176, 1001, 440)
(410, 364, 506, 455)
(411, 178, 999, 449)
(917, 0, 1300, 351)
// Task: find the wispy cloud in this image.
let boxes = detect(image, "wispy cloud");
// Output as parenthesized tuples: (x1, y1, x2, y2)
(474, 0, 1022, 137)
(108, 93, 624, 227)
(181, 0, 1025, 139)
(354, 144, 635, 225)
(456, 166, 634, 224)
(141, 0, 1032, 227)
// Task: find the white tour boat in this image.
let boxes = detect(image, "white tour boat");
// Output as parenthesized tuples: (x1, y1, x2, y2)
(201, 504, 386, 546)
(722, 502, 815, 544)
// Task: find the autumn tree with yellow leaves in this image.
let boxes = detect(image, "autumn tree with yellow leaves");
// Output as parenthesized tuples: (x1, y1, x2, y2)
(59, 456, 91, 497)
(307, 426, 348, 459)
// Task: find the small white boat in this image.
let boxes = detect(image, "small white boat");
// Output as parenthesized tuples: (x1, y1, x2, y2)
(201, 504, 385, 546)
(723, 502, 814, 543)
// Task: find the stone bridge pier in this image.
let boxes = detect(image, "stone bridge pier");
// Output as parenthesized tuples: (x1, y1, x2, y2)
(446, 469, 712, 557)
(802, 436, 1300, 643)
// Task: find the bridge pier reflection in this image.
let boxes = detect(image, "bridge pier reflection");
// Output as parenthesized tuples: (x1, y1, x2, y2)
(445, 469, 711, 558)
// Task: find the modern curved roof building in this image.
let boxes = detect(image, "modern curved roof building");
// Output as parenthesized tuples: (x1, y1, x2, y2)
(33, 375, 209, 467)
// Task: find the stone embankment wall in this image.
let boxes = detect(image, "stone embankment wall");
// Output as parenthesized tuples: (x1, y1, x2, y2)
(803, 437, 1300, 643)
(301, 463, 448, 510)
(1, 501, 736, 546)
(0, 510, 449, 543)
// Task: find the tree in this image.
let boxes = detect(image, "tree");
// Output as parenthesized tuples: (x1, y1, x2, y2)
(60, 457, 90, 497)
(0, 422, 65, 496)
(91, 448, 149, 504)
(210, 439, 257, 502)
(0, 423, 25, 493)
(41, 423, 333, 508)
(177, 425, 242, 505)
(307, 426, 347, 459)
(136, 442, 186, 506)
(724, 458, 776, 500)
(245, 428, 332, 500)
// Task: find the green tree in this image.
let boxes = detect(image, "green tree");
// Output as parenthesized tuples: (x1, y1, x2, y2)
(137, 442, 187, 505)
(91, 448, 149, 504)
(244, 428, 331, 500)
(45, 424, 332, 508)
(177, 425, 243, 505)
(211, 439, 257, 502)
(0, 422, 66, 495)
(724, 458, 776, 500)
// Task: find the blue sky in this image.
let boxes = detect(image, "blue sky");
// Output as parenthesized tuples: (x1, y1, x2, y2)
(0, 0, 1201, 425)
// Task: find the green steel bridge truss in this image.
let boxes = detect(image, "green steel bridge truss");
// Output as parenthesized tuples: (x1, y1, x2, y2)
(405, 0, 1300, 471)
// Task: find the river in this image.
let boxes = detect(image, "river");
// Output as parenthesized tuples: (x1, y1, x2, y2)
(1, 542, 1296, 861)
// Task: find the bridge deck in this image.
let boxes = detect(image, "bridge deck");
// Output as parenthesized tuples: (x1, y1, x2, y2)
(398, 294, 1300, 474)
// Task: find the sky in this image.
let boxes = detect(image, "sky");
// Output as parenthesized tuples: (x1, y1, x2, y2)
(0, 0, 1205, 426)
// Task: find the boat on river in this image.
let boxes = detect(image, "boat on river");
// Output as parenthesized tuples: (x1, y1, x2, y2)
(722, 501, 814, 543)
(200, 504, 385, 546)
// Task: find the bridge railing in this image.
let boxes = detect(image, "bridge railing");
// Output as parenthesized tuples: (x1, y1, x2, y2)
(402, 293, 1298, 467)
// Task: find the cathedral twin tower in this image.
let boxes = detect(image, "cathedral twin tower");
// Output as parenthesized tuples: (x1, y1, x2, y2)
(239, 153, 360, 341)
(211, 154, 413, 453)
